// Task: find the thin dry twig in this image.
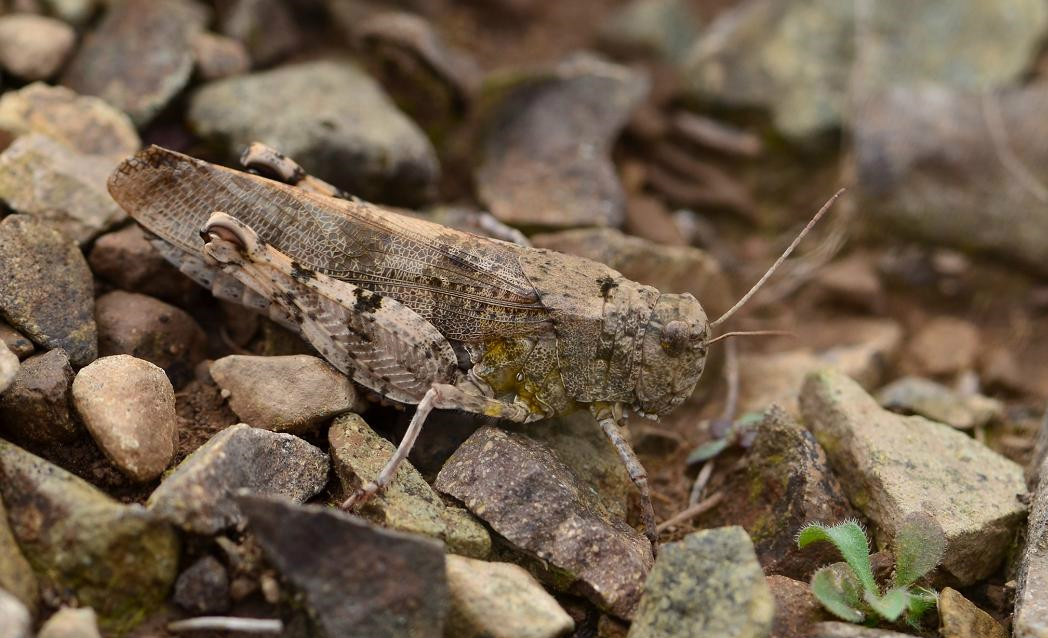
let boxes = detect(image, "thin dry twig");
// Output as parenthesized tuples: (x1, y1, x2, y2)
(688, 457, 716, 506)
(672, 111, 763, 158)
(167, 617, 284, 634)
(981, 92, 1048, 203)
(657, 491, 724, 532)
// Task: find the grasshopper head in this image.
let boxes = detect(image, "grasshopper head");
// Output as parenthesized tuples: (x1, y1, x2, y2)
(634, 293, 710, 417)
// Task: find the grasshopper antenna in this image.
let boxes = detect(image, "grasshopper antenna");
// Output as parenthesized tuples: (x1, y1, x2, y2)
(709, 188, 846, 329)
(706, 330, 794, 345)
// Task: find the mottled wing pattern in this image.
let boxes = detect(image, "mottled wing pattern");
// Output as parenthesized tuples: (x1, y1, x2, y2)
(108, 146, 551, 342)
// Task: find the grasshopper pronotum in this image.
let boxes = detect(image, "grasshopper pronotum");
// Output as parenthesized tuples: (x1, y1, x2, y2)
(108, 144, 839, 551)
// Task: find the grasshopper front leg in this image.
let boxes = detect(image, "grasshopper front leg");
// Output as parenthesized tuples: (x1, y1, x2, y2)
(592, 403, 658, 552)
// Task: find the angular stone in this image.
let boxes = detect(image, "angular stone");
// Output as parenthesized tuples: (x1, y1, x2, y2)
(0, 134, 126, 244)
(88, 225, 199, 304)
(0, 215, 96, 366)
(191, 31, 250, 81)
(217, 0, 300, 66)
(435, 426, 653, 619)
(0, 323, 34, 360)
(0, 83, 140, 158)
(627, 527, 774, 638)
(812, 622, 917, 638)
(739, 318, 902, 414)
(210, 355, 362, 433)
(0, 441, 179, 634)
(702, 406, 857, 579)
(938, 587, 1007, 638)
(907, 316, 980, 377)
(0, 14, 75, 80)
(95, 290, 206, 389)
(0, 589, 30, 638)
(37, 606, 101, 638)
(189, 59, 439, 206)
(445, 554, 574, 638)
(530, 227, 733, 319)
(877, 376, 1003, 430)
(238, 494, 448, 638)
(856, 84, 1048, 274)
(0, 496, 37, 617)
(1015, 457, 1048, 638)
(329, 414, 490, 558)
(768, 575, 827, 638)
(147, 423, 328, 535)
(476, 55, 648, 228)
(0, 349, 80, 447)
(0, 342, 16, 395)
(598, 0, 700, 63)
(684, 0, 1047, 140)
(173, 555, 230, 615)
(800, 368, 1027, 584)
(72, 355, 177, 482)
(62, 0, 207, 126)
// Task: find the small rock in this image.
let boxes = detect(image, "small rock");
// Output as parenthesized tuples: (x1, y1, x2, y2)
(40, 0, 98, 26)
(0, 323, 34, 360)
(189, 59, 439, 206)
(218, 0, 300, 66)
(147, 423, 328, 535)
(445, 554, 574, 638)
(0, 349, 79, 446)
(87, 225, 199, 304)
(435, 426, 653, 619)
(1014, 456, 1048, 638)
(768, 575, 827, 638)
(531, 227, 733, 319)
(739, 318, 902, 414)
(191, 31, 250, 80)
(0, 134, 127, 244)
(938, 587, 1007, 638)
(0, 342, 16, 395)
(684, 0, 1047, 140)
(173, 555, 230, 615)
(701, 406, 858, 579)
(238, 494, 448, 638)
(0, 496, 37, 617)
(627, 526, 774, 638)
(62, 0, 207, 126)
(908, 316, 980, 377)
(856, 84, 1048, 274)
(980, 346, 1026, 395)
(71, 355, 177, 482)
(210, 355, 362, 433)
(0, 14, 74, 80)
(330, 414, 490, 558)
(812, 253, 883, 312)
(811, 622, 918, 638)
(800, 369, 1027, 584)
(0, 589, 30, 638)
(0, 83, 140, 158)
(622, 194, 687, 246)
(476, 55, 648, 228)
(37, 606, 101, 638)
(0, 215, 96, 366)
(597, 0, 700, 63)
(0, 441, 179, 634)
(877, 376, 1003, 430)
(95, 290, 207, 388)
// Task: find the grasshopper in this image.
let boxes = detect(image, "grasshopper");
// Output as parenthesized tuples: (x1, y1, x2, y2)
(108, 143, 840, 549)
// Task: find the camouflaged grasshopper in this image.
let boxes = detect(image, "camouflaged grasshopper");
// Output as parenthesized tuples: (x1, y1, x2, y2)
(108, 143, 840, 549)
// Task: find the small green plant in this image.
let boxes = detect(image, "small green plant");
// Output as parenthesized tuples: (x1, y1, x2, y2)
(797, 513, 945, 628)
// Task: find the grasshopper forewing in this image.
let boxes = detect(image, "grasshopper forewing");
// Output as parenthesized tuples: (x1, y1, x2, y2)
(108, 145, 748, 551)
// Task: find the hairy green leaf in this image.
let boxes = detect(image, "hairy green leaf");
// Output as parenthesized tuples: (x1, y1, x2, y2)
(864, 587, 909, 622)
(810, 565, 865, 623)
(893, 512, 945, 587)
(798, 521, 877, 593)
(905, 587, 939, 628)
